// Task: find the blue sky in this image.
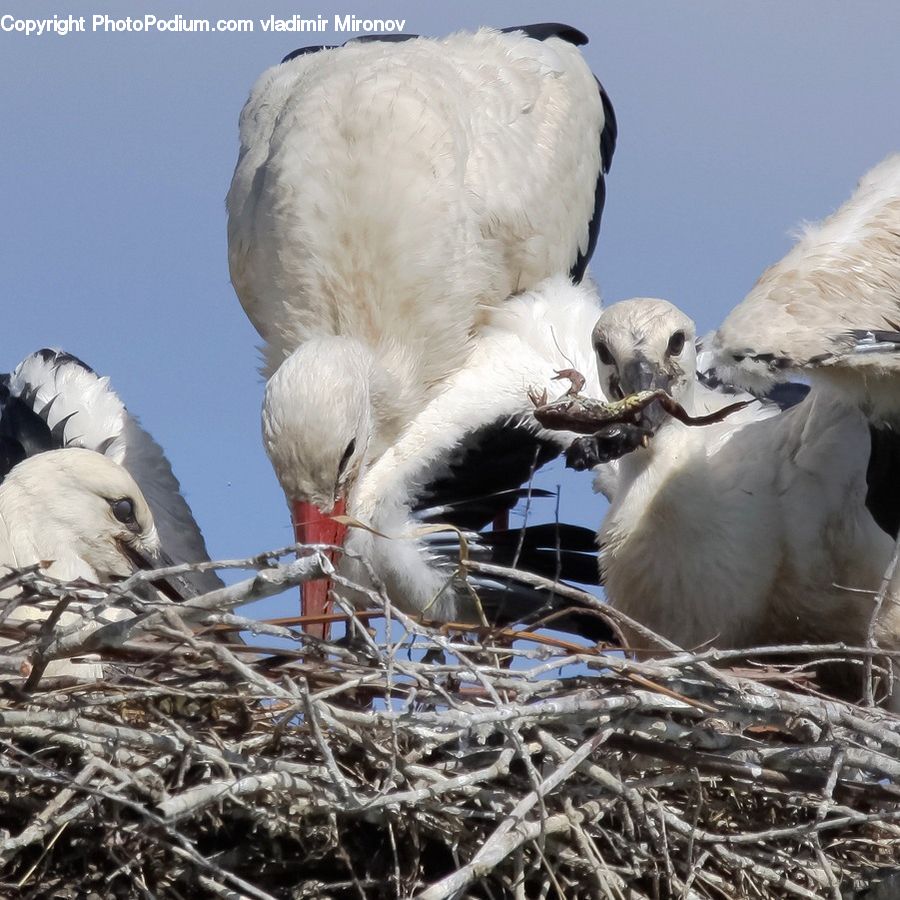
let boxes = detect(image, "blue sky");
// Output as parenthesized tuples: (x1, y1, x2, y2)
(2, 1, 899, 613)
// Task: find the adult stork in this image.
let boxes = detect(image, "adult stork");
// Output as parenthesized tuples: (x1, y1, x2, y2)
(589, 298, 900, 707)
(1, 349, 221, 596)
(0, 448, 164, 682)
(227, 25, 617, 635)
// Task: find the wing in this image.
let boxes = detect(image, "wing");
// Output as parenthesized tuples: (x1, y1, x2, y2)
(708, 154, 900, 393)
(2, 350, 222, 594)
(417, 520, 611, 644)
(499, 22, 616, 283)
(412, 419, 561, 531)
(406, 408, 606, 629)
(228, 25, 612, 376)
(354, 277, 611, 641)
(357, 277, 608, 517)
(866, 423, 900, 539)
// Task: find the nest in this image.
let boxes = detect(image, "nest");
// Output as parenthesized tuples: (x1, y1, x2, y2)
(0, 549, 899, 899)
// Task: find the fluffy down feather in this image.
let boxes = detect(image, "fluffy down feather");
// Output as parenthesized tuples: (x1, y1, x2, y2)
(595, 299, 899, 707)
(708, 154, 900, 421)
(0, 449, 160, 681)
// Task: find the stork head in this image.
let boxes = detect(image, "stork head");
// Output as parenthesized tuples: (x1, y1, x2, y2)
(4, 448, 161, 580)
(262, 337, 374, 636)
(592, 298, 697, 431)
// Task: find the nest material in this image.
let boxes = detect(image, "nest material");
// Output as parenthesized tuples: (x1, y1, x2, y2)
(0, 551, 899, 899)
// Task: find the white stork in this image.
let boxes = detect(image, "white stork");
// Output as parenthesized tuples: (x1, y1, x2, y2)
(1, 349, 222, 597)
(707, 153, 900, 423)
(227, 25, 617, 635)
(588, 297, 900, 706)
(582, 156, 900, 704)
(0, 448, 164, 681)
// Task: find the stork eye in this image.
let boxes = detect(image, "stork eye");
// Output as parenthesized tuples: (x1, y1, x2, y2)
(666, 330, 686, 356)
(337, 438, 356, 479)
(595, 340, 616, 367)
(110, 497, 138, 530)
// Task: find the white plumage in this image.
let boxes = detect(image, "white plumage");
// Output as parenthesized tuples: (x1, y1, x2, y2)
(591, 298, 900, 706)
(343, 275, 607, 622)
(708, 153, 900, 421)
(0, 448, 161, 681)
(228, 26, 610, 378)
(227, 26, 616, 630)
(3, 350, 221, 595)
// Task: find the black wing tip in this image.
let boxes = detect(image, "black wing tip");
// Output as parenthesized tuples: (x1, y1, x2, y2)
(598, 81, 618, 174)
(0, 347, 103, 481)
(698, 368, 809, 410)
(568, 79, 617, 283)
(723, 349, 797, 372)
(569, 174, 605, 284)
(281, 44, 332, 63)
(282, 24, 588, 66)
(475, 584, 613, 644)
(413, 418, 562, 531)
(486, 523, 598, 554)
(0, 396, 55, 479)
(765, 382, 810, 410)
(33, 348, 96, 375)
(867, 424, 900, 540)
(500, 23, 589, 46)
(460, 522, 600, 588)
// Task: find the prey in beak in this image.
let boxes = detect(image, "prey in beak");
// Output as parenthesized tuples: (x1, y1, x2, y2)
(619, 356, 674, 434)
(593, 307, 691, 443)
(537, 302, 753, 471)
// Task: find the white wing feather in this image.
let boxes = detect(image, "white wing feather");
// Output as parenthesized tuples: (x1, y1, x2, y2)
(7, 352, 221, 594)
(227, 27, 606, 379)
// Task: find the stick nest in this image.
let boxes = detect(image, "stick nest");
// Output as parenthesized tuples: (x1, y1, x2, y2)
(0, 550, 898, 899)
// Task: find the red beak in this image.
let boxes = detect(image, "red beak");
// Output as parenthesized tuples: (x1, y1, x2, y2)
(292, 498, 348, 640)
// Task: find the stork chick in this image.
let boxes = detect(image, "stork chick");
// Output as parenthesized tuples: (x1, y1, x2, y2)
(2, 348, 222, 596)
(0, 448, 164, 682)
(593, 299, 900, 707)
(707, 153, 900, 422)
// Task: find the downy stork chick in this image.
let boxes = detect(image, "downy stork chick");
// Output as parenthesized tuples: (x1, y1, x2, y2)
(593, 299, 900, 707)
(0, 448, 160, 581)
(592, 298, 698, 431)
(708, 153, 900, 422)
(2, 348, 222, 596)
(0, 448, 163, 681)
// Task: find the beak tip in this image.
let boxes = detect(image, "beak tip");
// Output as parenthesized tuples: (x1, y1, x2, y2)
(291, 497, 349, 640)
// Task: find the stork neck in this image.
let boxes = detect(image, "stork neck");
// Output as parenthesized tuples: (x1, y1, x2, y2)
(617, 417, 686, 484)
(364, 343, 430, 460)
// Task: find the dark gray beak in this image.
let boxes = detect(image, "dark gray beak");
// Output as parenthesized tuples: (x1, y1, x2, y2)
(621, 357, 672, 432)
(118, 542, 192, 603)
(621, 357, 669, 394)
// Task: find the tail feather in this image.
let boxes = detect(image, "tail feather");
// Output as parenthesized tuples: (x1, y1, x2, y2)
(470, 576, 613, 644)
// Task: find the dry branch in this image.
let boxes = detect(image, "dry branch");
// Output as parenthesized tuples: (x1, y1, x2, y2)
(0, 551, 897, 898)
